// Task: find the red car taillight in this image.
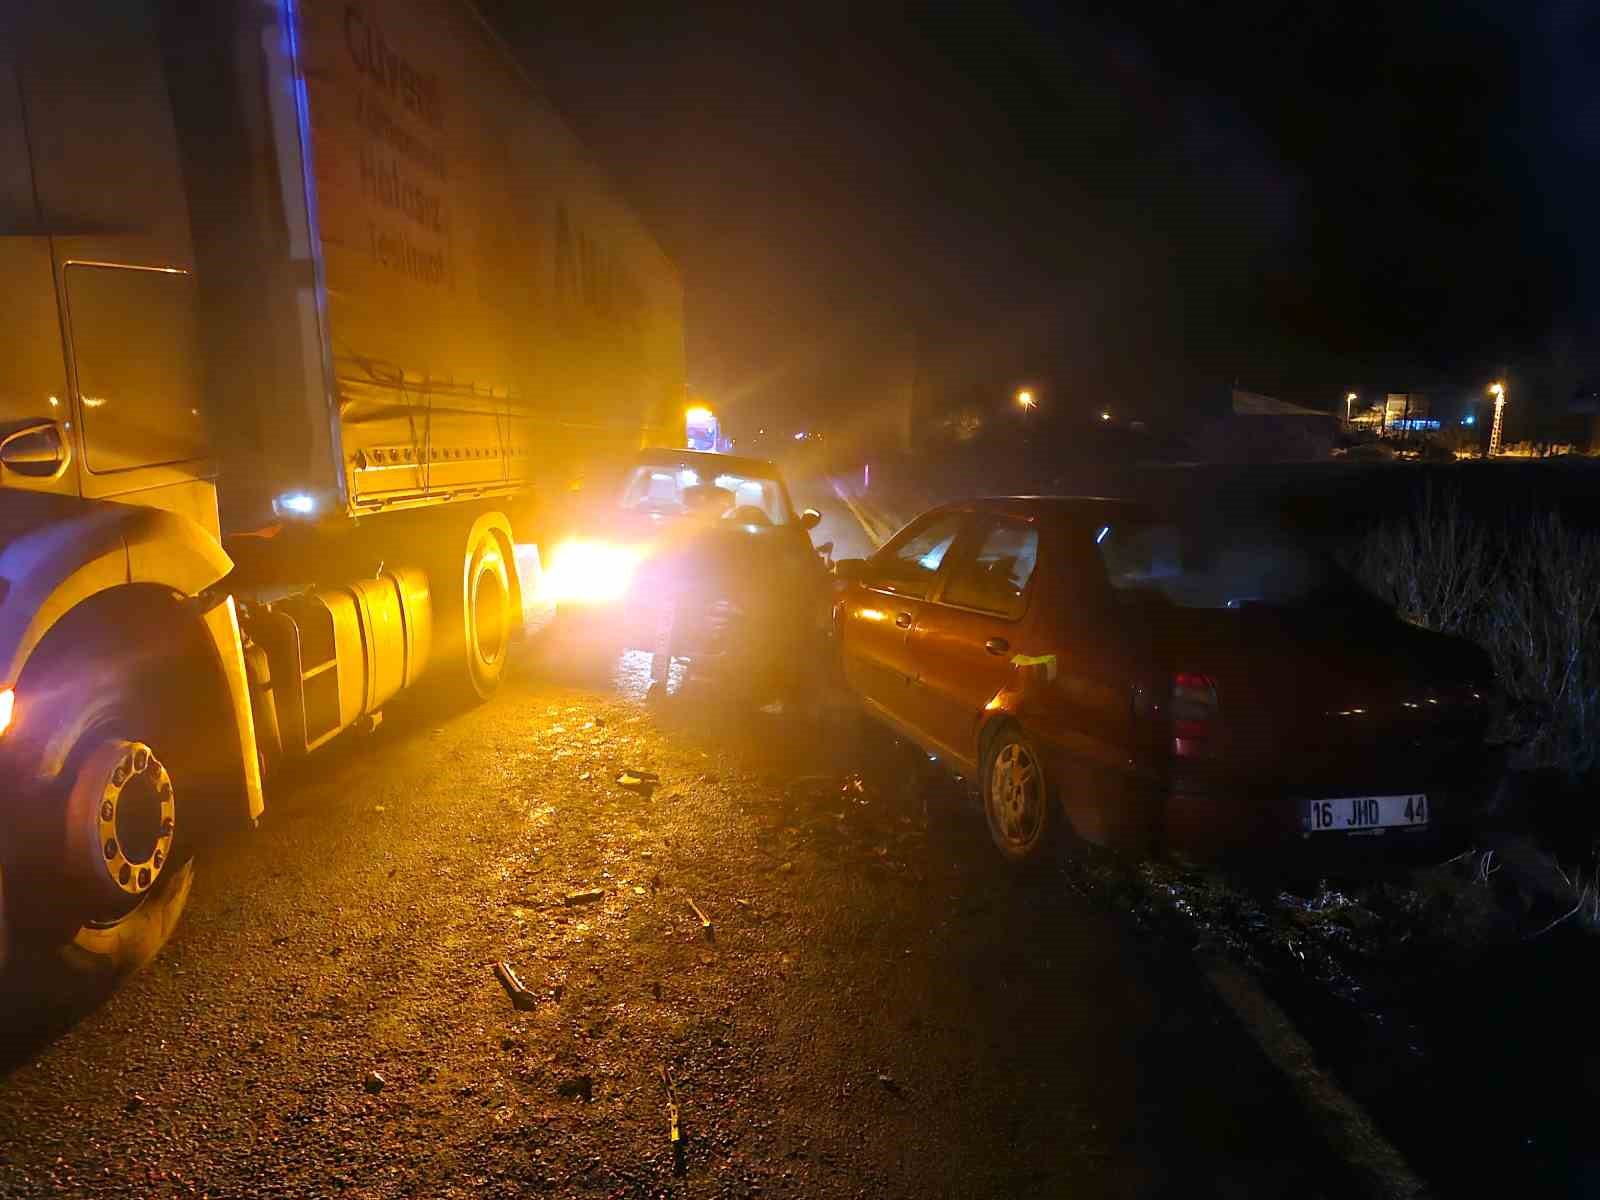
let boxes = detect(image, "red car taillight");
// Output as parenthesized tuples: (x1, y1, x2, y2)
(1171, 672, 1218, 756)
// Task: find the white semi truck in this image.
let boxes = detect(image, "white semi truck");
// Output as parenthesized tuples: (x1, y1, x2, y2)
(0, 0, 684, 979)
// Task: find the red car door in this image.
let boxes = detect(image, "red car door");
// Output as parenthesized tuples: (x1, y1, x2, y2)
(837, 509, 969, 721)
(1022, 513, 1166, 848)
(904, 515, 1042, 769)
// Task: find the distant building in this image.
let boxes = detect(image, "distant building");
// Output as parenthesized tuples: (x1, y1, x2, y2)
(1349, 404, 1385, 432)
(1231, 388, 1328, 417)
(1188, 388, 1337, 461)
(1381, 392, 1432, 430)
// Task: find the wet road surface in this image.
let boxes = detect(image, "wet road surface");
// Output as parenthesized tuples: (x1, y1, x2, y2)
(0, 647, 1352, 1198)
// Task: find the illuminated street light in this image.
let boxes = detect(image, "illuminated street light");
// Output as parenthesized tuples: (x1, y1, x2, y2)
(1016, 389, 1036, 411)
(1345, 391, 1357, 423)
(1488, 382, 1506, 456)
(1100, 411, 1111, 422)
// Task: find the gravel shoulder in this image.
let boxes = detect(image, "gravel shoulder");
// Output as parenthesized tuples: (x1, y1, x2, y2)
(0, 649, 1353, 1198)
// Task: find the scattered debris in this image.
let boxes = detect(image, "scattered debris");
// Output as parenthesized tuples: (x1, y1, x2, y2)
(363, 1071, 386, 1094)
(779, 862, 794, 873)
(877, 1072, 902, 1095)
(652, 981, 662, 1001)
(564, 888, 605, 907)
(633, 886, 647, 896)
(686, 897, 714, 941)
(557, 1074, 594, 1102)
(270, 934, 291, 947)
(373, 804, 385, 813)
(785, 775, 833, 795)
(579, 771, 592, 781)
(660, 1065, 685, 1174)
(493, 961, 539, 1011)
(125, 1094, 146, 1113)
(616, 769, 661, 794)
(650, 872, 662, 894)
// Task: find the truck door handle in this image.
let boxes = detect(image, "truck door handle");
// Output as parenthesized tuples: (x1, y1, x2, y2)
(895, 611, 913, 629)
(0, 420, 69, 479)
(985, 637, 1010, 656)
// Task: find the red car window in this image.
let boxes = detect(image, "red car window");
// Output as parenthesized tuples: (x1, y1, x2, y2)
(940, 519, 1039, 619)
(871, 510, 968, 598)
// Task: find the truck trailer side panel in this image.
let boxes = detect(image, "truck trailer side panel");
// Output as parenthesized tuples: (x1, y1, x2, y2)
(297, 0, 685, 515)
(169, 0, 686, 534)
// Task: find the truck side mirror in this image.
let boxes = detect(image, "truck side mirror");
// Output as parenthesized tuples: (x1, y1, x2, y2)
(833, 557, 869, 582)
(799, 508, 822, 531)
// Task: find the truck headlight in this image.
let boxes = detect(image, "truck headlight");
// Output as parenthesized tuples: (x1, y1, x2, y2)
(0, 687, 14, 737)
(539, 539, 642, 607)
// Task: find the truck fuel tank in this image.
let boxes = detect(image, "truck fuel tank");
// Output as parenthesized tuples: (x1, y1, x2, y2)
(245, 567, 431, 758)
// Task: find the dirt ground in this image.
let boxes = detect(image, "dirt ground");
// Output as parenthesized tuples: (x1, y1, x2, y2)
(0, 646, 1352, 1198)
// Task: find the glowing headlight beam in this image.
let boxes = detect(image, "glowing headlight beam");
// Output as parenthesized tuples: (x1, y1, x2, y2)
(538, 538, 643, 606)
(0, 687, 14, 737)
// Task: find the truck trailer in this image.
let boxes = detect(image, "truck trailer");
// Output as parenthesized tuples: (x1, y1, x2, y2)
(0, 0, 685, 980)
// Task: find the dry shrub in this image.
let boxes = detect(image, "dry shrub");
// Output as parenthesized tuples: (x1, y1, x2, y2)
(1350, 488, 1600, 774)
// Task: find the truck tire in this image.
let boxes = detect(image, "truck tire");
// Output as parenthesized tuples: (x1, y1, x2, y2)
(2, 638, 207, 988)
(435, 518, 516, 701)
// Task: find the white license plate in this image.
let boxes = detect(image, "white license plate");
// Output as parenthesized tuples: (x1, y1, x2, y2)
(1303, 794, 1428, 833)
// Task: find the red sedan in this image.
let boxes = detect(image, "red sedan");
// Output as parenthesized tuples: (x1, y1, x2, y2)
(834, 497, 1495, 863)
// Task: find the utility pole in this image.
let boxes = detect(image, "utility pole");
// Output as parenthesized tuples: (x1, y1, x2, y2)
(1488, 381, 1507, 457)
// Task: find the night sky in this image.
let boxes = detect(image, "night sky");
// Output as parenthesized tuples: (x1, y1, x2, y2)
(484, 1, 1597, 434)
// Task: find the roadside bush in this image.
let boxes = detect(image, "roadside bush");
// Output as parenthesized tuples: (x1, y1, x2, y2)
(1350, 489, 1600, 776)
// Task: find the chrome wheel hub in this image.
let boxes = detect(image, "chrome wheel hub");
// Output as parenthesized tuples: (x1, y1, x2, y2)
(84, 740, 176, 897)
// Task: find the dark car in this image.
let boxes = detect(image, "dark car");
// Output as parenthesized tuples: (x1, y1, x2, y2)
(834, 497, 1496, 863)
(541, 448, 831, 698)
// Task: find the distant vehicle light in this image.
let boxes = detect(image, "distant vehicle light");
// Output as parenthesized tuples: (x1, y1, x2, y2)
(794, 431, 806, 440)
(539, 538, 642, 607)
(0, 687, 13, 737)
(686, 406, 715, 424)
(276, 492, 318, 516)
(1462, 415, 1476, 426)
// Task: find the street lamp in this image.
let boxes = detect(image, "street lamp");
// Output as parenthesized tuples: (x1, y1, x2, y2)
(1345, 392, 1357, 423)
(1488, 382, 1506, 457)
(1100, 411, 1111, 422)
(1016, 389, 1036, 414)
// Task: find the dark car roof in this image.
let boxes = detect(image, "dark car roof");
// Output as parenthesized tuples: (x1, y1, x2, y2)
(632, 447, 783, 480)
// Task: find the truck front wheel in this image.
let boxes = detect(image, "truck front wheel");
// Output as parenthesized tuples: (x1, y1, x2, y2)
(1, 616, 218, 988)
(46, 730, 196, 977)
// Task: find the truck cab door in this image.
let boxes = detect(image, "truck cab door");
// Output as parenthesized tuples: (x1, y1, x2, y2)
(12, 2, 218, 536)
(0, 38, 75, 497)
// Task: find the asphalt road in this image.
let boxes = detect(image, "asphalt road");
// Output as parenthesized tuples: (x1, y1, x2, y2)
(783, 474, 881, 561)
(0, 645, 1353, 1198)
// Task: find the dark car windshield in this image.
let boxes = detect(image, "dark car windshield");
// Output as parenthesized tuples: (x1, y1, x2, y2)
(618, 461, 793, 525)
(1094, 519, 1376, 611)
